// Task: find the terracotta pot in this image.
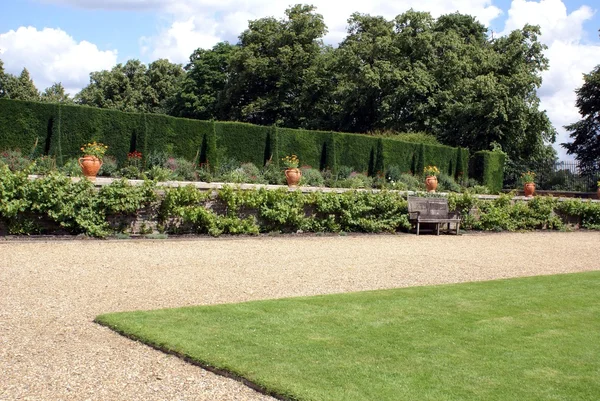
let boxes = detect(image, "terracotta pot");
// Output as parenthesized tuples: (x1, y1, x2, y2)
(425, 176, 438, 192)
(285, 168, 302, 187)
(78, 155, 103, 181)
(524, 182, 535, 197)
(597, 188, 600, 199)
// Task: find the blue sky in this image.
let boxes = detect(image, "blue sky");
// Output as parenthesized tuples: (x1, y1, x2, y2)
(0, 0, 598, 158)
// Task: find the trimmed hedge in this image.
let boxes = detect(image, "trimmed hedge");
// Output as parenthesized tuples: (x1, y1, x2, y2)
(0, 99, 485, 183)
(470, 151, 505, 193)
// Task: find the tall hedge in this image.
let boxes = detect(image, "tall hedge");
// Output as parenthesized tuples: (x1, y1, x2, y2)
(0, 99, 486, 182)
(277, 127, 335, 170)
(470, 151, 505, 193)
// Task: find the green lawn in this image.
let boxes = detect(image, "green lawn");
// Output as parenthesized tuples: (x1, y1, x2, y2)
(95, 271, 600, 401)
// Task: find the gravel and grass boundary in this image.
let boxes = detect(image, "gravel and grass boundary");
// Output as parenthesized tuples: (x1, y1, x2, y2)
(1, 232, 599, 400)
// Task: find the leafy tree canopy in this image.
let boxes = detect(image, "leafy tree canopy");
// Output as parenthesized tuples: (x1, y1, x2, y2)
(562, 64, 600, 173)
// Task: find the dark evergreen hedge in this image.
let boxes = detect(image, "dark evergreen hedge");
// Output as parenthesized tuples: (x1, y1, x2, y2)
(470, 151, 506, 193)
(0, 99, 503, 186)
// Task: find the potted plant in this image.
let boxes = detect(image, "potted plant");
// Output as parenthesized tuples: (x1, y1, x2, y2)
(423, 165, 440, 192)
(597, 180, 600, 199)
(281, 154, 302, 187)
(521, 171, 536, 197)
(78, 141, 108, 181)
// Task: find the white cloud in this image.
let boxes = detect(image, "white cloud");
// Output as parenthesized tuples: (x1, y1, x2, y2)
(141, 17, 221, 63)
(133, 0, 503, 63)
(501, 0, 598, 159)
(0, 26, 117, 94)
(501, 0, 594, 44)
(539, 41, 599, 157)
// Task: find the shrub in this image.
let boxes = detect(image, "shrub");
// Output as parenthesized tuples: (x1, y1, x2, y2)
(336, 172, 373, 189)
(216, 157, 241, 178)
(31, 155, 57, 175)
(336, 165, 354, 180)
(167, 157, 197, 181)
(143, 166, 174, 182)
(397, 173, 423, 191)
(60, 158, 83, 177)
(99, 155, 119, 177)
(195, 165, 213, 183)
(261, 162, 286, 185)
(120, 166, 142, 180)
(300, 167, 325, 187)
(385, 165, 403, 182)
(239, 163, 265, 184)
(437, 173, 461, 193)
(146, 150, 170, 168)
(0, 149, 31, 171)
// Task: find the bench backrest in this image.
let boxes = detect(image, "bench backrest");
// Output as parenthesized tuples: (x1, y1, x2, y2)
(407, 197, 449, 217)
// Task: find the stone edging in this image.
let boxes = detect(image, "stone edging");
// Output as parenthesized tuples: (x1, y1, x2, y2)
(27, 175, 600, 203)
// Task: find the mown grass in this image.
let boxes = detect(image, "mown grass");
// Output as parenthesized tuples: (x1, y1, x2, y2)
(95, 271, 600, 401)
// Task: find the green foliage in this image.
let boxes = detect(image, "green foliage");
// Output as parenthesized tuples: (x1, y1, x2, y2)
(557, 199, 600, 229)
(146, 150, 170, 168)
(31, 155, 57, 175)
(75, 59, 184, 114)
(98, 155, 119, 177)
(166, 157, 197, 181)
(0, 99, 471, 184)
(562, 64, 600, 174)
(368, 130, 441, 145)
(437, 173, 461, 192)
(119, 166, 142, 180)
(261, 162, 286, 185)
(0, 168, 158, 237)
(470, 151, 505, 193)
(60, 158, 83, 177)
(98, 179, 157, 215)
(143, 165, 174, 182)
(40, 83, 72, 104)
(0, 149, 32, 171)
(1, 167, 600, 236)
(300, 167, 325, 187)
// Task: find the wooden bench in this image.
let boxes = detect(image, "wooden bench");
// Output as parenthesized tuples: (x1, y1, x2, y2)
(407, 196, 461, 235)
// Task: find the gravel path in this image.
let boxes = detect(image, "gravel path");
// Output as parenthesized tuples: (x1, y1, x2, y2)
(1, 232, 599, 401)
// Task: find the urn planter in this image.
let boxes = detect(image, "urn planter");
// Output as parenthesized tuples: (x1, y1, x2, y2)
(425, 176, 438, 193)
(285, 168, 302, 187)
(524, 182, 535, 197)
(78, 155, 103, 181)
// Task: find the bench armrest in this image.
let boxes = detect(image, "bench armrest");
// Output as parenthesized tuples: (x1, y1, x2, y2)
(408, 211, 420, 220)
(448, 211, 461, 219)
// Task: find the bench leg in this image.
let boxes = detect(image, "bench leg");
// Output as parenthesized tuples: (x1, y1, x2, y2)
(416, 222, 420, 236)
(456, 222, 460, 235)
(436, 223, 440, 236)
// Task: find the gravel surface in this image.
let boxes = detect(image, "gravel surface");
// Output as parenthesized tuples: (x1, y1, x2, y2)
(1, 231, 599, 401)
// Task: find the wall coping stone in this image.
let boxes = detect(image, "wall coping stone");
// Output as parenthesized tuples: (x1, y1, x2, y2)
(27, 175, 600, 203)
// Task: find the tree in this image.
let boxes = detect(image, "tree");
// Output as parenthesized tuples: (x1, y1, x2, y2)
(436, 24, 555, 164)
(171, 42, 236, 120)
(41, 82, 72, 103)
(1, 68, 40, 101)
(225, 4, 328, 126)
(331, 12, 400, 133)
(76, 59, 148, 112)
(76, 59, 183, 113)
(562, 64, 600, 173)
(0, 59, 7, 98)
(144, 59, 185, 114)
